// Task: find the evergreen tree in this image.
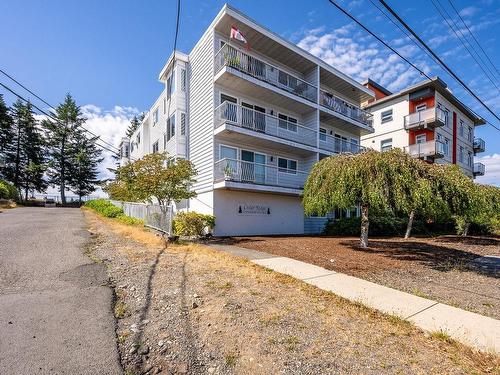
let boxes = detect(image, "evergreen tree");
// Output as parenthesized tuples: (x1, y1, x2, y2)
(4, 100, 47, 199)
(0, 94, 14, 177)
(44, 94, 86, 204)
(68, 130, 103, 204)
(126, 115, 141, 138)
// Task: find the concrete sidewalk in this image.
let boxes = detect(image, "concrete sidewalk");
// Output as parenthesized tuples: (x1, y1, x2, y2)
(209, 243, 500, 354)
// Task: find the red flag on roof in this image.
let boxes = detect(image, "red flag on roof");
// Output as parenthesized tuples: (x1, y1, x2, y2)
(230, 26, 250, 50)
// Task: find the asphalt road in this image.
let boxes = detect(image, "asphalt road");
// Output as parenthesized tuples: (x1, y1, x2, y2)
(0, 207, 122, 375)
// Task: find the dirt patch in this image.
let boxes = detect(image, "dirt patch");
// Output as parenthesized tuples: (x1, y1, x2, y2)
(217, 236, 500, 319)
(83, 210, 498, 374)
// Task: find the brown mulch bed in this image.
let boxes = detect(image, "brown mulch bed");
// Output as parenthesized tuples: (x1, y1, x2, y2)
(83, 210, 498, 374)
(216, 236, 500, 319)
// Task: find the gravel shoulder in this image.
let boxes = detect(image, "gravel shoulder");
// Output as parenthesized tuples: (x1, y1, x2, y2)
(83, 209, 498, 375)
(217, 236, 500, 320)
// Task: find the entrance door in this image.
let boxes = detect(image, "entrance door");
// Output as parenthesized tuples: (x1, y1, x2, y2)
(220, 145, 238, 179)
(221, 94, 238, 123)
(241, 150, 266, 184)
(241, 102, 266, 132)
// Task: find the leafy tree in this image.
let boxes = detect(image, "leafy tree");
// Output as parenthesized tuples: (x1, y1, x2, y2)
(68, 131, 103, 204)
(105, 152, 197, 207)
(44, 93, 86, 204)
(0, 94, 14, 173)
(303, 149, 423, 248)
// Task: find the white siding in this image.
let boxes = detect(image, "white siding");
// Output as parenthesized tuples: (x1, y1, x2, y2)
(188, 30, 215, 192)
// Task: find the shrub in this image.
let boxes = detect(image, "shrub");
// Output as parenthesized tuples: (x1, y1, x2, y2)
(84, 199, 124, 218)
(0, 179, 19, 200)
(173, 211, 215, 237)
(116, 214, 144, 226)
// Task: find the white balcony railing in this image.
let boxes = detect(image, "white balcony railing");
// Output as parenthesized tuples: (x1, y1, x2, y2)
(406, 140, 445, 159)
(214, 158, 308, 190)
(473, 162, 485, 176)
(404, 107, 446, 130)
(319, 133, 366, 154)
(473, 137, 485, 153)
(319, 90, 373, 128)
(214, 101, 317, 147)
(214, 44, 318, 103)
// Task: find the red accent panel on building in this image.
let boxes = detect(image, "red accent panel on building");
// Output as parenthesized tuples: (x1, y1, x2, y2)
(452, 112, 457, 164)
(409, 96, 435, 113)
(408, 129, 434, 145)
(365, 83, 389, 100)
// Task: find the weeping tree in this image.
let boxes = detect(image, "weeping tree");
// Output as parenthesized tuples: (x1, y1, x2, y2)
(303, 149, 418, 248)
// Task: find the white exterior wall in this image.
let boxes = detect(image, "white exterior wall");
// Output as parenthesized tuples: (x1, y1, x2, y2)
(213, 190, 304, 236)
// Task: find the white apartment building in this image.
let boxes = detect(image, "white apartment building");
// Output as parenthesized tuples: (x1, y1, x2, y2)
(360, 78, 486, 178)
(119, 4, 376, 236)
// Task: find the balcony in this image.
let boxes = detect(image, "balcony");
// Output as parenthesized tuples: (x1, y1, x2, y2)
(319, 90, 373, 129)
(404, 107, 446, 130)
(214, 101, 317, 149)
(214, 158, 308, 193)
(473, 162, 485, 176)
(215, 44, 317, 103)
(405, 140, 445, 159)
(473, 137, 485, 153)
(319, 133, 366, 154)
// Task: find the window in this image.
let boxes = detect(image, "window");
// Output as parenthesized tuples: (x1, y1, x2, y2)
(278, 113, 298, 132)
(415, 103, 427, 112)
(319, 127, 327, 142)
(180, 113, 186, 135)
(380, 138, 392, 152)
(130, 143, 134, 153)
(167, 114, 176, 142)
(278, 158, 297, 174)
(350, 138, 360, 153)
(416, 134, 426, 144)
(136, 133, 141, 144)
(153, 108, 159, 125)
(444, 109, 450, 127)
(163, 97, 166, 114)
(468, 126, 473, 142)
(467, 151, 472, 167)
(459, 120, 464, 137)
(152, 141, 159, 154)
(167, 72, 175, 99)
(444, 137, 450, 156)
(381, 109, 393, 123)
(459, 146, 464, 163)
(180, 69, 186, 91)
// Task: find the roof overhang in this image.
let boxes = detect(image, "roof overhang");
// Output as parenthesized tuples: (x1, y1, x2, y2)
(158, 51, 189, 82)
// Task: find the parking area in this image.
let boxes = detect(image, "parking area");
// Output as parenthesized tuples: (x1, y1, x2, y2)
(216, 235, 500, 319)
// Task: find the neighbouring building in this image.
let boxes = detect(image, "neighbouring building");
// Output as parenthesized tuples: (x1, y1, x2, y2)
(360, 77, 486, 178)
(118, 4, 376, 236)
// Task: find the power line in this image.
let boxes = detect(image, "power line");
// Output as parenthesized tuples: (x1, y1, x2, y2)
(447, 0, 500, 79)
(0, 81, 121, 156)
(377, 0, 500, 122)
(429, 0, 500, 92)
(0, 68, 120, 152)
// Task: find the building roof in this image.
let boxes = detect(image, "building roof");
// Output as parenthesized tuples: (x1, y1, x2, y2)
(362, 78, 392, 96)
(364, 77, 485, 125)
(158, 51, 189, 82)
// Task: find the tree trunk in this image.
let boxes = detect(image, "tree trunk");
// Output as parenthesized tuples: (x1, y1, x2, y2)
(360, 204, 369, 248)
(24, 186, 28, 202)
(404, 210, 415, 239)
(462, 222, 470, 237)
(60, 131, 67, 205)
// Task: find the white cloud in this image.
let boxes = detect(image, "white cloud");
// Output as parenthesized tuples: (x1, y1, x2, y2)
(296, 24, 431, 92)
(475, 153, 500, 187)
(459, 6, 479, 17)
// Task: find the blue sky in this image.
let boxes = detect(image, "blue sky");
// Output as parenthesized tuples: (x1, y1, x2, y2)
(0, 0, 499, 185)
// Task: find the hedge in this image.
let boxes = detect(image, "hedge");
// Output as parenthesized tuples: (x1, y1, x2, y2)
(173, 211, 215, 237)
(0, 179, 19, 201)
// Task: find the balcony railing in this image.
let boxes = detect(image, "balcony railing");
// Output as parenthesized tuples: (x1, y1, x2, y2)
(473, 162, 485, 176)
(214, 101, 317, 147)
(214, 44, 318, 103)
(404, 107, 446, 130)
(319, 133, 366, 154)
(405, 140, 445, 159)
(214, 158, 308, 190)
(473, 137, 485, 153)
(319, 90, 373, 128)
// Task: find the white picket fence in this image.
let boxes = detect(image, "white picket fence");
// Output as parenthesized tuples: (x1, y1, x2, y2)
(110, 200, 173, 235)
